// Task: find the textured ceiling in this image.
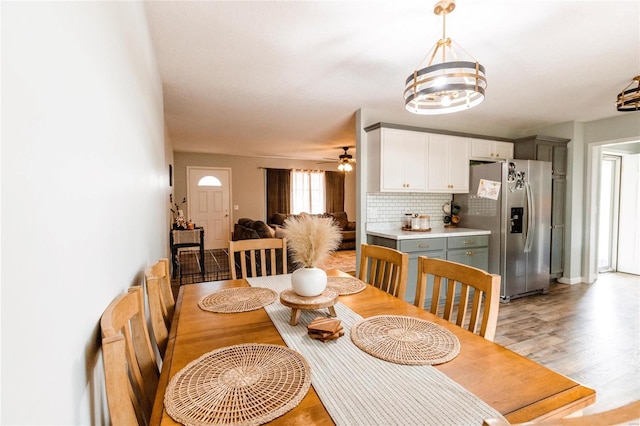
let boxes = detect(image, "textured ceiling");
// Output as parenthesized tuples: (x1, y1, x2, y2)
(144, 1, 640, 161)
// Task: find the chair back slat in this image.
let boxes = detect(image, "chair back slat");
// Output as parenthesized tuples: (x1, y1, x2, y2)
(415, 257, 500, 341)
(101, 286, 159, 425)
(145, 258, 174, 356)
(228, 238, 288, 279)
(358, 244, 408, 299)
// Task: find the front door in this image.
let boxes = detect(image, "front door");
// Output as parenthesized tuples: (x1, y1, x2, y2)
(187, 167, 231, 249)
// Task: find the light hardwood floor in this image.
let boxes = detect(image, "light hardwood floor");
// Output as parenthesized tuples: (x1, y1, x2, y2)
(493, 272, 639, 415)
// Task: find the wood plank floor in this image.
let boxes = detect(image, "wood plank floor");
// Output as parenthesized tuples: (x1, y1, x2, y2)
(493, 272, 639, 415)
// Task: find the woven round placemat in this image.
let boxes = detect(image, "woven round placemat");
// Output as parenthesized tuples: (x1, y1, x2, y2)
(165, 343, 311, 426)
(350, 315, 460, 365)
(198, 287, 277, 313)
(326, 276, 367, 295)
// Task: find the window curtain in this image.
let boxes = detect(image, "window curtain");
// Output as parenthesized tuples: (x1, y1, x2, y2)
(325, 170, 345, 213)
(266, 168, 291, 221)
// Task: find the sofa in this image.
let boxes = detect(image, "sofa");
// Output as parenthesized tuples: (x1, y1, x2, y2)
(269, 212, 356, 250)
(231, 217, 292, 274)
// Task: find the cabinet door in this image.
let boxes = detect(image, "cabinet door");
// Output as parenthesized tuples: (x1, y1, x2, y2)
(427, 134, 470, 193)
(536, 143, 553, 163)
(494, 142, 514, 160)
(380, 129, 427, 192)
(448, 142, 470, 191)
(447, 247, 489, 271)
(427, 136, 450, 191)
(550, 178, 566, 275)
(552, 145, 568, 176)
(470, 139, 493, 158)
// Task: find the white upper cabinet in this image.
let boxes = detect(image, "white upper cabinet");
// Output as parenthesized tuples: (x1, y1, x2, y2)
(470, 139, 513, 160)
(427, 134, 470, 193)
(366, 127, 428, 192)
(380, 128, 428, 192)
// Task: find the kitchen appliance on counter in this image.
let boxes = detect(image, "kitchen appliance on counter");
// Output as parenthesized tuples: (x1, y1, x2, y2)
(454, 160, 552, 301)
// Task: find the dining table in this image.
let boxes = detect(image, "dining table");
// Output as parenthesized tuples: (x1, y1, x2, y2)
(150, 272, 595, 425)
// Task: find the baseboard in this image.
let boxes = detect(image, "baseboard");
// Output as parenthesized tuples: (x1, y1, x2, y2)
(558, 276, 583, 285)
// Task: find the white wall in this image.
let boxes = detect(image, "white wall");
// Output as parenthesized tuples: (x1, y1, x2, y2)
(535, 112, 640, 283)
(618, 154, 640, 274)
(1, 2, 169, 424)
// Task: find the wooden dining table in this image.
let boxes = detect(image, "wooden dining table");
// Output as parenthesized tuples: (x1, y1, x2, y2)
(150, 273, 595, 425)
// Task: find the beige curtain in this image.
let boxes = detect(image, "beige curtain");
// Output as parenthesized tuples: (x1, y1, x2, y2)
(325, 170, 345, 213)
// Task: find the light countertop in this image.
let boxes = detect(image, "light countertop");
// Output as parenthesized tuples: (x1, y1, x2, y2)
(366, 226, 490, 240)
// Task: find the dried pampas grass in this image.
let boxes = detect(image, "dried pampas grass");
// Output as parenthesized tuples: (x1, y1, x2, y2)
(282, 215, 342, 268)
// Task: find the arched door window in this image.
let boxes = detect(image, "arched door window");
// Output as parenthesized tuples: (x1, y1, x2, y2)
(197, 176, 222, 187)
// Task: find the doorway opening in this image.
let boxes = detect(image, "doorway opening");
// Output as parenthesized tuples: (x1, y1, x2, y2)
(597, 155, 621, 273)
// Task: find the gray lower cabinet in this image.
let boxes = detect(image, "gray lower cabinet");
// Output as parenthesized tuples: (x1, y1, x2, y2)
(446, 235, 489, 271)
(366, 234, 488, 307)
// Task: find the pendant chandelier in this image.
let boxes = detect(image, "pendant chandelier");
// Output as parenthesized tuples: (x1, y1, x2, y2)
(404, 0, 487, 115)
(616, 76, 640, 112)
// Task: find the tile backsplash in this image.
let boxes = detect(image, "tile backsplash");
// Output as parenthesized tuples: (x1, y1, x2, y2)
(366, 193, 452, 227)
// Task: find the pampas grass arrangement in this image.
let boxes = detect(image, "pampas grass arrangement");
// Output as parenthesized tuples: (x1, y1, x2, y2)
(283, 214, 342, 268)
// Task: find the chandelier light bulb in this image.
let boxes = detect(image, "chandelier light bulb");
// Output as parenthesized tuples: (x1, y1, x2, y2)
(434, 76, 447, 87)
(441, 94, 452, 107)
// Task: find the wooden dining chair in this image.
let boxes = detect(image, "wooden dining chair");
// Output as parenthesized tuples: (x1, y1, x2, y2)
(101, 286, 159, 425)
(145, 258, 175, 356)
(358, 243, 409, 299)
(415, 256, 501, 341)
(228, 238, 288, 279)
(483, 400, 640, 425)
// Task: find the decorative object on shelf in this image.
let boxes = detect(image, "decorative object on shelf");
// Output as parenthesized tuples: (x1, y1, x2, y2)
(442, 201, 460, 226)
(616, 75, 640, 111)
(282, 214, 342, 297)
(170, 195, 187, 229)
(403, 0, 487, 115)
(337, 146, 355, 172)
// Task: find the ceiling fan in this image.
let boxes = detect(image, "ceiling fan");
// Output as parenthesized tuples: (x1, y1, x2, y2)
(318, 146, 356, 171)
(337, 146, 355, 172)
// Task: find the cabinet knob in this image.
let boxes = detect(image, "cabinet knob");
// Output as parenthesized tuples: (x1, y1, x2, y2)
(466, 251, 473, 256)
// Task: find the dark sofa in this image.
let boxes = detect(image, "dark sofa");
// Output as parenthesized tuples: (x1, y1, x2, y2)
(269, 212, 356, 250)
(231, 218, 292, 275)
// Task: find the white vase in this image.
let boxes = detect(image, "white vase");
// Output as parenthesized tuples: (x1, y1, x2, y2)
(291, 267, 327, 297)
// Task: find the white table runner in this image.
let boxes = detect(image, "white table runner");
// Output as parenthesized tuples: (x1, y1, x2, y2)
(247, 274, 506, 426)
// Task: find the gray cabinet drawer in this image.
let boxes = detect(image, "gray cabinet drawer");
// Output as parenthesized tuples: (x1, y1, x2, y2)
(447, 235, 488, 249)
(399, 238, 446, 253)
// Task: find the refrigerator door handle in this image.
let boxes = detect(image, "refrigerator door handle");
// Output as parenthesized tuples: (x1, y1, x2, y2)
(524, 181, 535, 253)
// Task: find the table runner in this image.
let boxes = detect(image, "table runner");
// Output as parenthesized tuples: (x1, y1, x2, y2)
(247, 274, 506, 426)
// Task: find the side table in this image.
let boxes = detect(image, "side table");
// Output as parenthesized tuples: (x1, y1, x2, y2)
(279, 288, 338, 326)
(170, 227, 205, 281)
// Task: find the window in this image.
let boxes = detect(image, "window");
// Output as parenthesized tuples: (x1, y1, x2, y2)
(291, 170, 325, 214)
(197, 175, 222, 187)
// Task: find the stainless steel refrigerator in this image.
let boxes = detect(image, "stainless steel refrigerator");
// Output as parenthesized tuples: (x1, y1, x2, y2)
(454, 160, 552, 301)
